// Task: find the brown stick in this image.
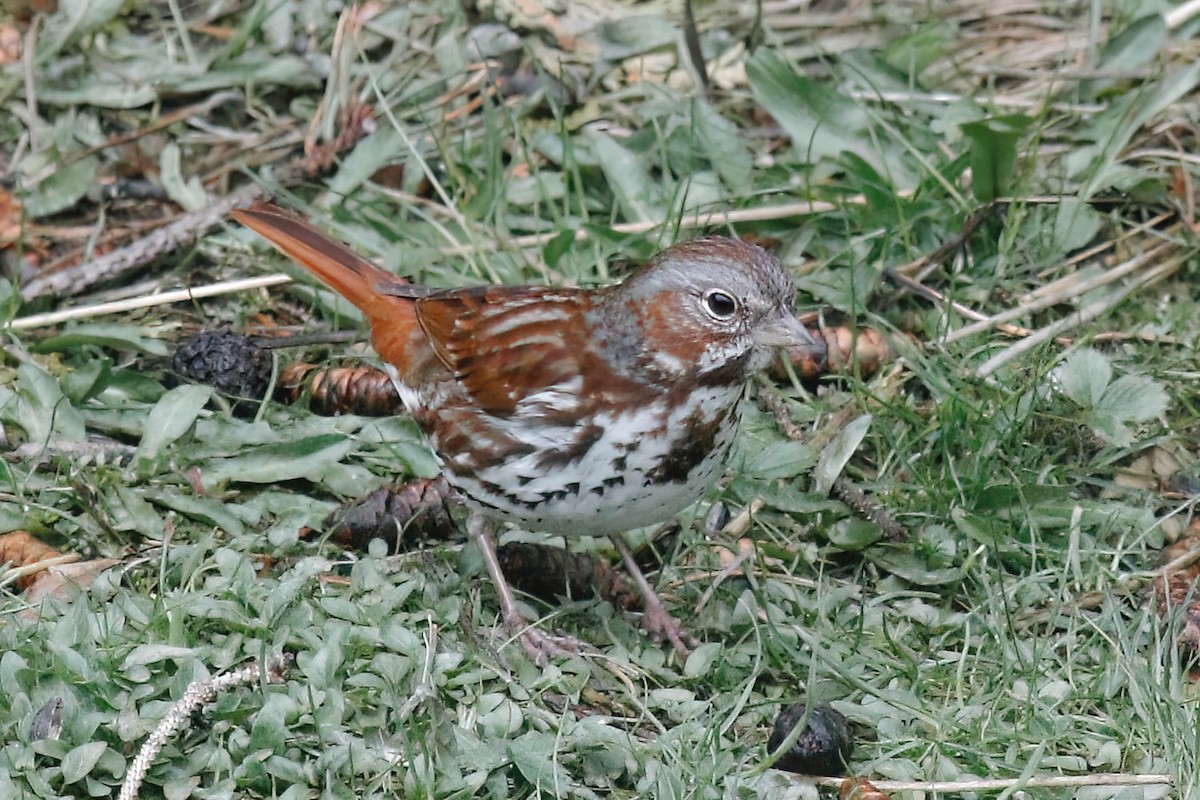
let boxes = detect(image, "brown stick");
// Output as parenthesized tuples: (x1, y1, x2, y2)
(20, 185, 264, 301)
(19, 102, 375, 302)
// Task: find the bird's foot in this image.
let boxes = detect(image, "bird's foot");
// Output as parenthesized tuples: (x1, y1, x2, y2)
(610, 534, 698, 659)
(637, 600, 700, 659)
(500, 612, 590, 665)
(473, 515, 596, 664)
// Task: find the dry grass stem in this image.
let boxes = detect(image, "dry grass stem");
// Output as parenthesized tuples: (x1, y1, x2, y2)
(8, 274, 294, 331)
(435, 198, 864, 256)
(943, 238, 1177, 345)
(10, 200, 860, 331)
(798, 772, 1172, 793)
(975, 254, 1185, 377)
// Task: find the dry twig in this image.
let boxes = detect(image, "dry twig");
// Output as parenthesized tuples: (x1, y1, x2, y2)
(118, 655, 293, 800)
(10, 198, 861, 331)
(794, 772, 1172, 793)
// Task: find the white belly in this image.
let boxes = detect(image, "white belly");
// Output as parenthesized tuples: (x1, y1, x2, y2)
(442, 385, 744, 536)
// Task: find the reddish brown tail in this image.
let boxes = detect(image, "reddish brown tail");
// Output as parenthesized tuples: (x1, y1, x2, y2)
(231, 203, 425, 369)
(231, 204, 413, 323)
(231, 203, 424, 371)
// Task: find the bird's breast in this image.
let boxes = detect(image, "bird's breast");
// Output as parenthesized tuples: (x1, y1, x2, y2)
(424, 383, 746, 536)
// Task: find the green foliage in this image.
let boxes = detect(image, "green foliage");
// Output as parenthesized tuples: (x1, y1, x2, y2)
(1055, 348, 1169, 447)
(960, 114, 1032, 201)
(2, 1, 1198, 798)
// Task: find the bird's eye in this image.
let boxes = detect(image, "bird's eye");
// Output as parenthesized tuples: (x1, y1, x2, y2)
(702, 290, 738, 320)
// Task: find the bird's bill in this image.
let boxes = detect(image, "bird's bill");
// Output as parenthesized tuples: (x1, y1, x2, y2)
(755, 313, 827, 361)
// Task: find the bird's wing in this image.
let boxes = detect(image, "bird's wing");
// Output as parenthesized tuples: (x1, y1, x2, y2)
(415, 287, 593, 417)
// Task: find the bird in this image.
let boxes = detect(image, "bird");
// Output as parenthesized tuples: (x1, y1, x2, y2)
(231, 203, 826, 662)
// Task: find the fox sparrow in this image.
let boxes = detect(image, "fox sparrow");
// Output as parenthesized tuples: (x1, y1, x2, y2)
(231, 203, 826, 662)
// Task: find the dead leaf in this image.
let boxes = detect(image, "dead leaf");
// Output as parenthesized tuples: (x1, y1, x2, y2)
(0, 530, 69, 590)
(0, 25, 20, 66)
(1155, 533, 1200, 675)
(24, 559, 122, 606)
(0, 188, 23, 247)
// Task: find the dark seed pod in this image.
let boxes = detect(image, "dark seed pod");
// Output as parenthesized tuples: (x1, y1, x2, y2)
(498, 541, 641, 610)
(704, 501, 731, 536)
(173, 329, 272, 400)
(322, 478, 459, 552)
(498, 541, 601, 603)
(768, 702, 853, 776)
(631, 522, 680, 576)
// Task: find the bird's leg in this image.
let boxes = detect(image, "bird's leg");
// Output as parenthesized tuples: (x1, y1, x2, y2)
(469, 513, 586, 664)
(609, 533, 698, 658)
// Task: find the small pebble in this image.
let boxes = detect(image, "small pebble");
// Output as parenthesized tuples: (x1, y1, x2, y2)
(704, 501, 730, 536)
(29, 697, 64, 741)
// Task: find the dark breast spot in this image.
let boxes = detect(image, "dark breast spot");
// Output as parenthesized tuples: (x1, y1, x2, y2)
(647, 405, 734, 485)
(589, 475, 626, 498)
(535, 422, 605, 471)
(464, 478, 542, 512)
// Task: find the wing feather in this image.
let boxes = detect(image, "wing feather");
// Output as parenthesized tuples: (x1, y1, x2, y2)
(415, 288, 591, 416)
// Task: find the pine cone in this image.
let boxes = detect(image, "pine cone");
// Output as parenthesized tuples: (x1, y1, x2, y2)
(278, 363, 403, 416)
(321, 477, 459, 551)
